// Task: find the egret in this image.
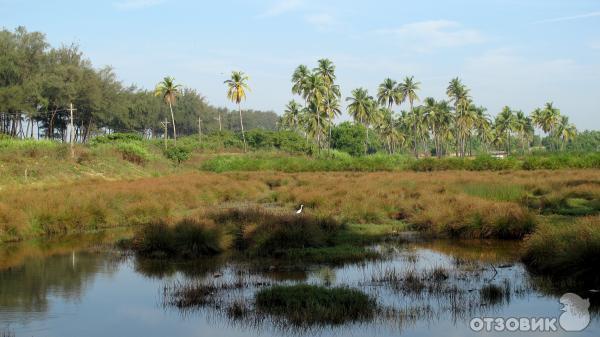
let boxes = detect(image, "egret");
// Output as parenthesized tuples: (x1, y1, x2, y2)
(295, 204, 304, 214)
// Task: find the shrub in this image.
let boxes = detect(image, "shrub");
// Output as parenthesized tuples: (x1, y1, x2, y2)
(255, 284, 376, 325)
(330, 122, 367, 156)
(116, 142, 150, 165)
(163, 145, 192, 164)
(89, 133, 143, 145)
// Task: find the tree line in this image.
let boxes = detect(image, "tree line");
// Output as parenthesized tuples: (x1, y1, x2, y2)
(281, 60, 579, 157)
(0, 27, 277, 142)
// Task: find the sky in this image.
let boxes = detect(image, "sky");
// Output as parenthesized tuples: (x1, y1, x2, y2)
(1, 0, 599, 129)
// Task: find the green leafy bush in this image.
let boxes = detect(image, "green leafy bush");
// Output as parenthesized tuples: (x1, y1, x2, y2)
(163, 145, 192, 164)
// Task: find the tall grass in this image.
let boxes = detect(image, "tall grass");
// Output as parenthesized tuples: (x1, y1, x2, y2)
(522, 215, 600, 282)
(131, 218, 224, 258)
(1, 170, 597, 242)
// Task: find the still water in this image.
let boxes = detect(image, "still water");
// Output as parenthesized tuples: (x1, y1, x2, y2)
(0, 231, 598, 337)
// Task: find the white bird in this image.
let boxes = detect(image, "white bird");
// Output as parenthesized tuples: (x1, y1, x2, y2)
(296, 204, 304, 214)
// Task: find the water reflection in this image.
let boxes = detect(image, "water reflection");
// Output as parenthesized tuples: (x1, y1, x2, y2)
(0, 232, 598, 337)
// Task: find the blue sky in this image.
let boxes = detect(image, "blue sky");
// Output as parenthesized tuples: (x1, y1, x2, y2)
(1, 0, 599, 129)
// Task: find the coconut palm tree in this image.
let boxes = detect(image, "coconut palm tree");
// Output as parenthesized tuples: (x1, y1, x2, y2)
(495, 106, 515, 154)
(557, 115, 577, 150)
(154, 76, 181, 145)
(314, 59, 336, 86)
(473, 106, 491, 154)
(314, 59, 340, 149)
(374, 107, 404, 154)
(346, 88, 376, 154)
(434, 100, 453, 157)
(513, 110, 531, 153)
(377, 78, 399, 108)
(291, 65, 310, 100)
(541, 102, 561, 150)
(397, 76, 421, 157)
(322, 90, 341, 150)
(303, 73, 328, 150)
(282, 100, 302, 131)
(224, 71, 251, 152)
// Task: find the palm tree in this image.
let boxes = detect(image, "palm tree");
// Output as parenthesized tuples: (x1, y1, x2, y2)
(434, 100, 453, 157)
(314, 59, 336, 86)
(397, 76, 421, 157)
(513, 110, 531, 153)
(224, 71, 251, 152)
(374, 107, 404, 153)
(154, 76, 181, 145)
(541, 102, 561, 150)
(314, 59, 340, 150)
(303, 73, 329, 150)
(322, 91, 341, 150)
(495, 106, 515, 154)
(377, 78, 399, 108)
(557, 115, 577, 150)
(346, 88, 375, 154)
(292, 65, 310, 100)
(473, 106, 491, 154)
(446, 77, 470, 156)
(282, 100, 302, 131)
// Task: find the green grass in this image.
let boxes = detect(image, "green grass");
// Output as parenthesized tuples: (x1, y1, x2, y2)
(461, 183, 525, 202)
(255, 284, 376, 325)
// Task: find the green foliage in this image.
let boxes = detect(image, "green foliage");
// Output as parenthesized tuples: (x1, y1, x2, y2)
(115, 142, 150, 165)
(255, 284, 376, 325)
(89, 133, 143, 145)
(461, 183, 525, 202)
(163, 145, 192, 164)
(245, 129, 310, 153)
(330, 122, 367, 156)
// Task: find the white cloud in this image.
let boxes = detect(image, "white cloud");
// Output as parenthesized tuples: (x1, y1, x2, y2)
(258, 0, 304, 18)
(375, 20, 484, 52)
(113, 0, 165, 11)
(304, 13, 336, 30)
(533, 11, 600, 24)
(590, 41, 600, 50)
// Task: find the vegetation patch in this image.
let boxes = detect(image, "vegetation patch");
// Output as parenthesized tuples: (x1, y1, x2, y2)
(130, 218, 224, 258)
(255, 284, 376, 325)
(522, 215, 600, 283)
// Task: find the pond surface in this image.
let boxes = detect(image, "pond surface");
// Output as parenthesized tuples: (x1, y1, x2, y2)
(0, 231, 598, 337)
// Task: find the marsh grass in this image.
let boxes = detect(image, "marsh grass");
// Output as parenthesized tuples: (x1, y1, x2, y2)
(131, 218, 224, 258)
(461, 183, 525, 202)
(523, 215, 600, 282)
(255, 284, 376, 325)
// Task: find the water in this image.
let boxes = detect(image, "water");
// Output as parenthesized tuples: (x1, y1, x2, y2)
(0, 232, 598, 337)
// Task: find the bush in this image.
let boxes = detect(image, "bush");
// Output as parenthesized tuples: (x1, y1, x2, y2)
(331, 122, 367, 156)
(116, 142, 150, 165)
(131, 218, 224, 258)
(89, 133, 143, 145)
(163, 145, 192, 164)
(255, 284, 376, 325)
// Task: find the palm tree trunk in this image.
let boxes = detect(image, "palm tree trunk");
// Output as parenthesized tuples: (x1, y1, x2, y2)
(168, 102, 177, 145)
(238, 104, 247, 152)
(411, 102, 417, 158)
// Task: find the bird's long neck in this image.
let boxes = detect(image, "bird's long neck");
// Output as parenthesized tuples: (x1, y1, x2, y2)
(300, 205, 303, 211)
